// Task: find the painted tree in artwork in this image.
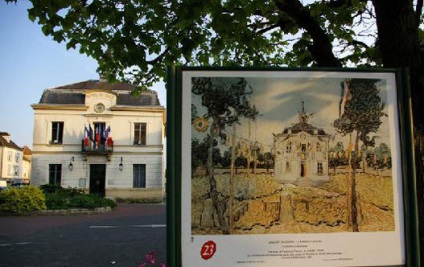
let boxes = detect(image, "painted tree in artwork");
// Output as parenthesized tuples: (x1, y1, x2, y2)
(192, 77, 258, 234)
(334, 79, 385, 232)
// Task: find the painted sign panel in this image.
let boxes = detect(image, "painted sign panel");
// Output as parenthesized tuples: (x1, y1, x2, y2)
(167, 68, 418, 267)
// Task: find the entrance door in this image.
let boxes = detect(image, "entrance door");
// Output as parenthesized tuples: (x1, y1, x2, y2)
(300, 162, 307, 177)
(90, 164, 106, 196)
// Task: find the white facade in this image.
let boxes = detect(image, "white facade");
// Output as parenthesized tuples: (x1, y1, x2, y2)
(273, 103, 330, 186)
(31, 80, 165, 199)
(0, 132, 24, 182)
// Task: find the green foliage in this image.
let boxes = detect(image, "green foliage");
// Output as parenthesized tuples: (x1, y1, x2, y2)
(40, 184, 116, 210)
(22, 0, 382, 86)
(192, 77, 258, 123)
(334, 79, 385, 137)
(192, 135, 221, 171)
(40, 184, 84, 195)
(68, 194, 117, 209)
(0, 186, 46, 214)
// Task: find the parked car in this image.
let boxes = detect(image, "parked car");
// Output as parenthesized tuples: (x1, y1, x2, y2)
(10, 182, 27, 188)
(0, 181, 7, 191)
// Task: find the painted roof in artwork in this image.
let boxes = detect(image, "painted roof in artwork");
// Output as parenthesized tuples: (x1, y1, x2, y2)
(38, 80, 161, 106)
(282, 122, 327, 136)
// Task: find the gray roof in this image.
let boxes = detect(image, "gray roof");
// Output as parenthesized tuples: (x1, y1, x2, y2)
(38, 80, 161, 106)
(283, 122, 327, 136)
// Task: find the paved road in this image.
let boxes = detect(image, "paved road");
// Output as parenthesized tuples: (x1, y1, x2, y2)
(0, 204, 167, 267)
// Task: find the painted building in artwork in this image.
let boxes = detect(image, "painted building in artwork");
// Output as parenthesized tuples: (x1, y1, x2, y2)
(0, 132, 24, 183)
(31, 79, 165, 200)
(273, 102, 330, 186)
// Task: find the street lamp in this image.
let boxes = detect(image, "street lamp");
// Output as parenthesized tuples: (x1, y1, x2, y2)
(68, 157, 74, 171)
(119, 157, 124, 171)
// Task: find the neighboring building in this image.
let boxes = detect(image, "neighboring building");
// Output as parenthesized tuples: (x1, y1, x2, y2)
(0, 132, 24, 183)
(273, 102, 330, 186)
(22, 146, 32, 183)
(31, 79, 166, 200)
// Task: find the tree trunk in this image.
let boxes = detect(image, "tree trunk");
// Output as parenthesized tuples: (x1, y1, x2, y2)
(351, 131, 360, 232)
(372, 0, 424, 259)
(208, 119, 229, 234)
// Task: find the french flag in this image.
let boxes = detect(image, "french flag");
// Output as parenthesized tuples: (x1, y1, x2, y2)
(84, 125, 89, 147)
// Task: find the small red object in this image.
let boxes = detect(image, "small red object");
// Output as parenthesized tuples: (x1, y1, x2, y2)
(200, 240, 216, 260)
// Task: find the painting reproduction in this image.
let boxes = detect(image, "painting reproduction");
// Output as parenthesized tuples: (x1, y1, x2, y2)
(178, 69, 406, 267)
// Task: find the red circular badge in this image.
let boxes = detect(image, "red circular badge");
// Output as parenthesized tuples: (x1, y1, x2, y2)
(200, 240, 217, 260)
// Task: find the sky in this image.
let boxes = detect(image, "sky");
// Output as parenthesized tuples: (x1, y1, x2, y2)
(0, 1, 166, 149)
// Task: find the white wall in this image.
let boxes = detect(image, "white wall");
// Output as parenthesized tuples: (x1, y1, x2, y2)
(31, 90, 165, 193)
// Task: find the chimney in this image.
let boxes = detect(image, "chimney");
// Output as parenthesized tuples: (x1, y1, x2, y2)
(0, 132, 11, 142)
(99, 74, 108, 83)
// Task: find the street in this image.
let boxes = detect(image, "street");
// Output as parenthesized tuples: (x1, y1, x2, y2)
(0, 204, 166, 267)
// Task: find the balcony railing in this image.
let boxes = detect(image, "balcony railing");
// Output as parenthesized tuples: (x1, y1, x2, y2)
(81, 139, 113, 154)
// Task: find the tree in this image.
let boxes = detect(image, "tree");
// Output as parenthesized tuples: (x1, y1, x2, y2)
(6, 0, 423, 257)
(329, 142, 347, 174)
(192, 77, 258, 234)
(263, 152, 275, 174)
(334, 78, 385, 232)
(192, 135, 221, 175)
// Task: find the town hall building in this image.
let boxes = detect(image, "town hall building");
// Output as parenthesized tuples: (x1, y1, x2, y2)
(273, 102, 330, 186)
(31, 79, 165, 200)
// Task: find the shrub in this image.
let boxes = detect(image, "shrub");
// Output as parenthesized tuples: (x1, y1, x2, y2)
(40, 184, 117, 210)
(44, 192, 69, 210)
(0, 186, 46, 214)
(40, 184, 84, 196)
(68, 194, 117, 209)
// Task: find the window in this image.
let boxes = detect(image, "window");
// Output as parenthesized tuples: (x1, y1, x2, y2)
(285, 142, 292, 153)
(317, 162, 323, 175)
(134, 123, 147, 145)
(51, 122, 64, 144)
(133, 164, 146, 188)
(49, 164, 62, 185)
(15, 153, 20, 163)
(7, 165, 13, 176)
(7, 151, 12, 161)
(316, 142, 322, 152)
(14, 166, 19, 176)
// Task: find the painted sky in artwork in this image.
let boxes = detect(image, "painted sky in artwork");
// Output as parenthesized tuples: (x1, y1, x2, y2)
(192, 76, 391, 153)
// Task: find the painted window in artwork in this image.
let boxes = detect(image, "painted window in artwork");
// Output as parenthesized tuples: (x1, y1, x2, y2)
(133, 164, 146, 188)
(285, 161, 291, 172)
(316, 142, 322, 152)
(134, 123, 147, 145)
(51, 121, 64, 144)
(285, 142, 292, 153)
(317, 162, 323, 175)
(49, 164, 62, 185)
